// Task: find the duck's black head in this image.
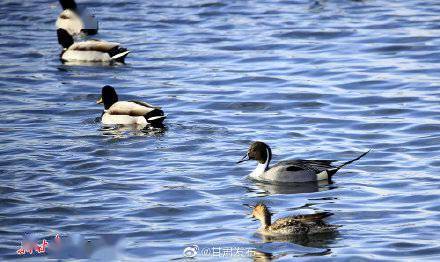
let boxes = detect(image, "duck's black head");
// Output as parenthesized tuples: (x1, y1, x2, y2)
(59, 0, 77, 11)
(237, 141, 272, 164)
(97, 85, 118, 110)
(57, 29, 74, 49)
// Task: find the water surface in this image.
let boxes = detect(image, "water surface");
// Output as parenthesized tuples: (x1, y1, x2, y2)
(0, 0, 439, 260)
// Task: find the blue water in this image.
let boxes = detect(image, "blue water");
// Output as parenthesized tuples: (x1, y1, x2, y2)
(0, 0, 439, 260)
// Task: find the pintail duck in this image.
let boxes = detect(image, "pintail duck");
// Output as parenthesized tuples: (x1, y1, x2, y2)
(238, 141, 369, 183)
(250, 203, 337, 237)
(97, 85, 166, 128)
(57, 29, 129, 63)
(56, 0, 98, 36)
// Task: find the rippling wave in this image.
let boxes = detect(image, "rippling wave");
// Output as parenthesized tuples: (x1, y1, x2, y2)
(0, 0, 439, 260)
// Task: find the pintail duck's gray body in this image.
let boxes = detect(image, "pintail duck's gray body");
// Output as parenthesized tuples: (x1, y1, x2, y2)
(239, 141, 369, 183)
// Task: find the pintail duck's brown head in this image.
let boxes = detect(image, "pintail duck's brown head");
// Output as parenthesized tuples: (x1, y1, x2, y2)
(237, 141, 272, 165)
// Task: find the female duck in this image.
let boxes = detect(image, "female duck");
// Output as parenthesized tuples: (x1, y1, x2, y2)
(238, 141, 369, 183)
(251, 203, 337, 237)
(97, 85, 166, 127)
(56, 0, 98, 36)
(57, 29, 129, 63)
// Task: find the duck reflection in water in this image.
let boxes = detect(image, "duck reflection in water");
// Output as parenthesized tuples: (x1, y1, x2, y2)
(251, 247, 332, 262)
(99, 124, 166, 138)
(252, 179, 336, 195)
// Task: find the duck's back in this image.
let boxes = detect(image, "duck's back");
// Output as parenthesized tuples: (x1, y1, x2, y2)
(61, 49, 110, 62)
(268, 213, 335, 235)
(108, 101, 158, 116)
(260, 159, 336, 183)
(70, 40, 119, 52)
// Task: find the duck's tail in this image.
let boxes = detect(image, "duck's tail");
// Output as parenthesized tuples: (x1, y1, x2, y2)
(144, 108, 166, 128)
(296, 212, 333, 222)
(108, 47, 130, 63)
(147, 116, 166, 128)
(110, 51, 130, 63)
(336, 149, 370, 170)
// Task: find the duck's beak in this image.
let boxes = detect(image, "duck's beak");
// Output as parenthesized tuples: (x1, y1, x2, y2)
(96, 97, 103, 104)
(237, 153, 250, 164)
(242, 204, 254, 217)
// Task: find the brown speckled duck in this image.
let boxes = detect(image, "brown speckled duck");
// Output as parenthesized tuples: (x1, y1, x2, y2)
(250, 203, 338, 237)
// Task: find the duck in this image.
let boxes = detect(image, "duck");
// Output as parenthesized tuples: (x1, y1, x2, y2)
(56, 0, 98, 36)
(237, 141, 369, 183)
(96, 85, 166, 127)
(57, 29, 129, 63)
(250, 203, 338, 237)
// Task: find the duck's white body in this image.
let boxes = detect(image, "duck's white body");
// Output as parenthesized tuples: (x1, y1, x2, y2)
(101, 101, 159, 126)
(62, 49, 111, 62)
(61, 40, 129, 63)
(101, 112, 148, 126)
(97, 92, 166, 127)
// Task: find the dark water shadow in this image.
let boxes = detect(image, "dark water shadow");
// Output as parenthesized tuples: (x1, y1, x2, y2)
(259, 231, 339, 248)
(251, 179, 336, 195)
(251, 232, 337, 261)
(58, 61, 127, 67)
(99, 124, 167, 138)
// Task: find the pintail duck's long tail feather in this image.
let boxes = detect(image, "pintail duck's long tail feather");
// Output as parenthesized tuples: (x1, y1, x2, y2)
(336, 149, 371, 170)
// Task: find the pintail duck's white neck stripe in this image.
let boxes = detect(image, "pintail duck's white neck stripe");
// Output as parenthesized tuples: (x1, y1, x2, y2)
(250, 148, 271, 179)
(264, 147, 271, 170)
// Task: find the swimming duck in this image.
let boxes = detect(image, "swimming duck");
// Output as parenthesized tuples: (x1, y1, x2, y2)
(237, 141, 369, 183)
(96, 85, 166, 127)
(57, 29, 129, 63)
(250, 203, 337, 237)
(56, 0, 98, 36)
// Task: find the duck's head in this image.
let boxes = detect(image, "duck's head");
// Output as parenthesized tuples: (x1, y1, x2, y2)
(59, 0, 77, 11)
(57, 28, 74, 49)
(97, 85, 118, 110)
(251, 203, 272, 227)
(237, 141, 272, 164)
